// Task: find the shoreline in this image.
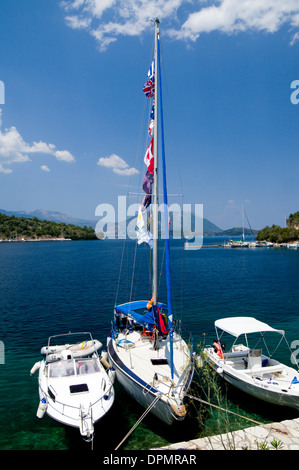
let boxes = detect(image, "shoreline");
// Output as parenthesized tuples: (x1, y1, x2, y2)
(0, 237, 73, 242)
(1, 238, 298, 246)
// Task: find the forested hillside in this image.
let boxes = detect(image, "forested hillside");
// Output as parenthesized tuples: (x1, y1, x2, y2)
(0, 212, 102, 241)
(257, 211, 299, 243)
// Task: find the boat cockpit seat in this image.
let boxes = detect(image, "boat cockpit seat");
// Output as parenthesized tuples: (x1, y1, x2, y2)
(79, 363, 94, 374)
(79, 364, 87, 374)
(248, 349, 262, 370)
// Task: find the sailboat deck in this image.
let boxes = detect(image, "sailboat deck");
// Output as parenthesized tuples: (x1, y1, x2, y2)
(113, 330, 190, 393)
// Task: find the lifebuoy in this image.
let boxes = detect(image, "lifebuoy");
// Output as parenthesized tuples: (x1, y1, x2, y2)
(213, 341, 224, 359)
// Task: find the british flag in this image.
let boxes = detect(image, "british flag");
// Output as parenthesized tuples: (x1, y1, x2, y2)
(143, 79, 155, 99)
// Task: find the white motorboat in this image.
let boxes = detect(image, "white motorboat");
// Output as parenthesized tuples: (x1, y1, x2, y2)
(203, 317, 299, 410)
(287, 243, 299, 249)
(251, 241, 274, 247)
(31, 332, 115, 441)
(107, 19, 194, 426)
(230, 240, 249, 248)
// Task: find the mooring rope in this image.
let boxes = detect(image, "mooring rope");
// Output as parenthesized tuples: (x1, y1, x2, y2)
(186, 394, 264, 426)
(115, 394, 162, 450)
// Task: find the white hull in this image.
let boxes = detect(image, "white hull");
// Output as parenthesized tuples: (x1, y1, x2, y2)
(111, 355, 177, 424)
(32, 333, 115, 440)
(205, 346, 299, 410)
(37, 357, 115, 438)
(107, 331, 194, 425)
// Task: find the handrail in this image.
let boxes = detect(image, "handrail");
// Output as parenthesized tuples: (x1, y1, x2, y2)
(40, 382, 114, 411)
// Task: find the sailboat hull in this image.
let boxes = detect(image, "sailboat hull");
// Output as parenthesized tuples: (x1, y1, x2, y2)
(107, 334, 194, 425)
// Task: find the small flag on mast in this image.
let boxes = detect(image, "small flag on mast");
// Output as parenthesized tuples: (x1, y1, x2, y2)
(148, 59, 155, 82)
(144, 137, 154, 174)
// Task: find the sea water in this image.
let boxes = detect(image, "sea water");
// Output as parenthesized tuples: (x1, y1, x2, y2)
(0, 238, 298, 451)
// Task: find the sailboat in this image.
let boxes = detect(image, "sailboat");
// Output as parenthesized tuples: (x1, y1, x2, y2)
(223, 205, 249, 248)
(107, 19, 194, 425)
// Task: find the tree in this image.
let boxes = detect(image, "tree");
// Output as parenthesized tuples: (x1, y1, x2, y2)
(257, 215, 299, 243)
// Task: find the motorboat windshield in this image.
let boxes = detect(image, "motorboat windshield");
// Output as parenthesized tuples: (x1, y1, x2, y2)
(48, 357, 100, 378)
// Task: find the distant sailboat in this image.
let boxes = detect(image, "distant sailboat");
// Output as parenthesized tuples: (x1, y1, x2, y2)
(223, 205, 249, 248)
(107, 19, 194, 425)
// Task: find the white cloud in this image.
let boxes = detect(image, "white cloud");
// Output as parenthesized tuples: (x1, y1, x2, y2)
(97, 153, 139, 175)
(62, 0, 116, 18)
(61, 0, 184, 51)
(176, 0, 299, 42)
(65, 15, 92, 29)
(41, 165, 51, 172)
(290, 30, 299, 45)
(61, 0, 299, 50)
(54, 150, 75, 162)
(0, 111, 75, 174)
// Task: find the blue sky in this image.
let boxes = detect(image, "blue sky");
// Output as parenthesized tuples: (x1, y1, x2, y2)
(0, 0, 298, 230)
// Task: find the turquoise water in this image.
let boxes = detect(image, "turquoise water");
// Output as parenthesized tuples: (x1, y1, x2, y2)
(0, 238, 299, 451)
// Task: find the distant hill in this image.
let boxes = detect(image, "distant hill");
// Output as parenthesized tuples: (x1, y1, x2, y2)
(0, 209, 97, 228)
(216, 227, 258, 236)
(0, 208, 222, 235)
(105, 211, 223, 238)
(0, 208, 259, 238)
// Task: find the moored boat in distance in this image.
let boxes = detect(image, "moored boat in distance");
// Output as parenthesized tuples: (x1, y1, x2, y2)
(287, 243, 299, 249)
(222, 239, 249, 248)
(250, 241, 274, 247)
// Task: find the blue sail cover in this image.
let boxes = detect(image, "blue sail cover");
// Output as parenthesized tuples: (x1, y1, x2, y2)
(115, 301, 167, 332)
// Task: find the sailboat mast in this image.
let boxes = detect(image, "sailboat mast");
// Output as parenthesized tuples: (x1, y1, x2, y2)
(152, 18, 159, 304)
(242, 204, 245, 241)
